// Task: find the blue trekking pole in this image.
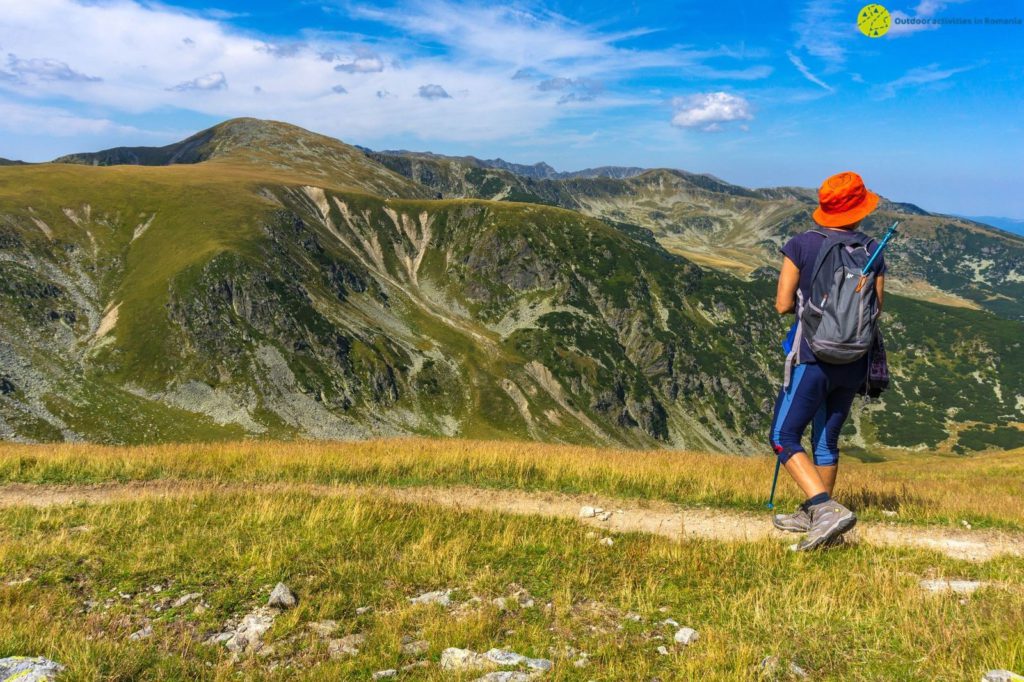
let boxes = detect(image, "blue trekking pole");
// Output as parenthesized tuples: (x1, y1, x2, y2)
(766, 458, 781, 510)
(766, 219, 899, 510)
(855, 220, 899, 293)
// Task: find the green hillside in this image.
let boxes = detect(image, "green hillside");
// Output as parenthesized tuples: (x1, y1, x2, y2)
(1, 118, 1022, 452)
(372, 150, 1024, 321)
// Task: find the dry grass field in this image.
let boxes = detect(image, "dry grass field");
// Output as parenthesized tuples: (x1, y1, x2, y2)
(0, 439, 1022, 680)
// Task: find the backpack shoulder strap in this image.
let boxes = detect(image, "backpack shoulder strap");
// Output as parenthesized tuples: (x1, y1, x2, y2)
(806, 234, 848, 287)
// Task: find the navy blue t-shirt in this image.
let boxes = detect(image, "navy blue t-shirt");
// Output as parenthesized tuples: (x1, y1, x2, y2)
(781, 228, 886, 363)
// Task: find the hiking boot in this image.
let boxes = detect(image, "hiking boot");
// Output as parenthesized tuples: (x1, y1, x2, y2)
(796, 499, 857, 551)
(772, 506, 811, 533)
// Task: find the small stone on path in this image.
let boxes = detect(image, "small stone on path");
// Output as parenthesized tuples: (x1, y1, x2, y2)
(372, 670, 397, 679)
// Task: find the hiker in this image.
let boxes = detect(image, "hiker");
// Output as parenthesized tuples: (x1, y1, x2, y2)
(769, 171, 886, 550)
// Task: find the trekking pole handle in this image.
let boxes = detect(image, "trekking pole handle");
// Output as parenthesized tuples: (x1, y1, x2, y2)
(860, 220, 900, 276)
(855, 221, 899, 293)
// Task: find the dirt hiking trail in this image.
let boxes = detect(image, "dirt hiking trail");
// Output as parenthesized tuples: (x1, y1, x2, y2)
(0, 481, 1020, 562)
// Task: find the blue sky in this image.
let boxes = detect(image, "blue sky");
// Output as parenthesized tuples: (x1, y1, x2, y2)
(0, 0, 1022, 217)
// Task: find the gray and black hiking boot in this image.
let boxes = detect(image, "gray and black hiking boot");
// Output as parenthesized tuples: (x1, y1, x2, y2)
(772, 506, 811, 533)
(796, 499, 857, 551)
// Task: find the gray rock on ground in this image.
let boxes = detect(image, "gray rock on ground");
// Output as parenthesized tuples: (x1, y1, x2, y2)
(0, 657, 65, 682)
(307, 620, 339, 638)
(441, 647, 490, 671)
(673, 627, 699, 646)
(267, 582, 298, 609)
(409, 589, 452, 606)
(206, 606, 277, 654)
(759, 656, 809, 679)
(486, 649, 526, 666)
(371, 670, 397, 679)
(984, 671, 1024, 682)
(172, 592, 201, 608)
(472, 673, 536, 682)
(128, 624, 153, 641)
(401, 637, 430, 656)
(327, 633, 367, 658)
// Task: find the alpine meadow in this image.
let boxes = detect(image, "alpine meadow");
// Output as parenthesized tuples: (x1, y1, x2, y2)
(2, 0, 1024, 679)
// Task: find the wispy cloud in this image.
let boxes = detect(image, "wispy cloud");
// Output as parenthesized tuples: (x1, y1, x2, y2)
(0, 100, 138, 136)
(786, 51, 834, 92)
(875, 63, 975, 98)
(670, 92, 752, 132)
(792, 0, 851, 70)
(333, 51, 385, 74)
(417, 83, 451, 99)
(168, 72, 227, 92)
(1, 54, 101, 83)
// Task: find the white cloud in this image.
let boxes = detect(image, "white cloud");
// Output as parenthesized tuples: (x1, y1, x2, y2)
(0, 0, 769, 146)
(417, 83, 451, 99)
(168, 72, 227, 91)
(333, 53, 385, 74)
(2, 54, 101, 83)
(0, 99, 139, 136)
(671, 92, 753, 131)
(786, 51, 833, 92)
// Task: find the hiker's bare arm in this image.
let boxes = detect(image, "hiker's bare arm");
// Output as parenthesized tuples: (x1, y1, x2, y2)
(775, 257, 799, 314)
(875, 274, 885, 312)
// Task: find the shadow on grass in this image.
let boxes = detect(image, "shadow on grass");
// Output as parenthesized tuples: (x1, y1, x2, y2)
(843, 484, 923, 513)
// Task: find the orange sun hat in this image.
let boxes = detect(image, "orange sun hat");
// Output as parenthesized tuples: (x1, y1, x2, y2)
(812, 171, 880, 227)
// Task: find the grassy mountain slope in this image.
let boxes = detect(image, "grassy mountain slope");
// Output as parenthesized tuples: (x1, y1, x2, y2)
(1, 119, 1022, 451)
(372, 151, 1024, 321)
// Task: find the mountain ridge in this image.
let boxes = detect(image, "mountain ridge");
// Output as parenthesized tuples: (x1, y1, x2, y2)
(2, 117, 1022, 451)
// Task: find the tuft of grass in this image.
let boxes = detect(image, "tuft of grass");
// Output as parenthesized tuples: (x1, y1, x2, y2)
(1, 439, 1023, 530)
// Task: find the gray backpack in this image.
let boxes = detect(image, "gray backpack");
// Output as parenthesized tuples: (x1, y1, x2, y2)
(784, 230, 880, 387)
